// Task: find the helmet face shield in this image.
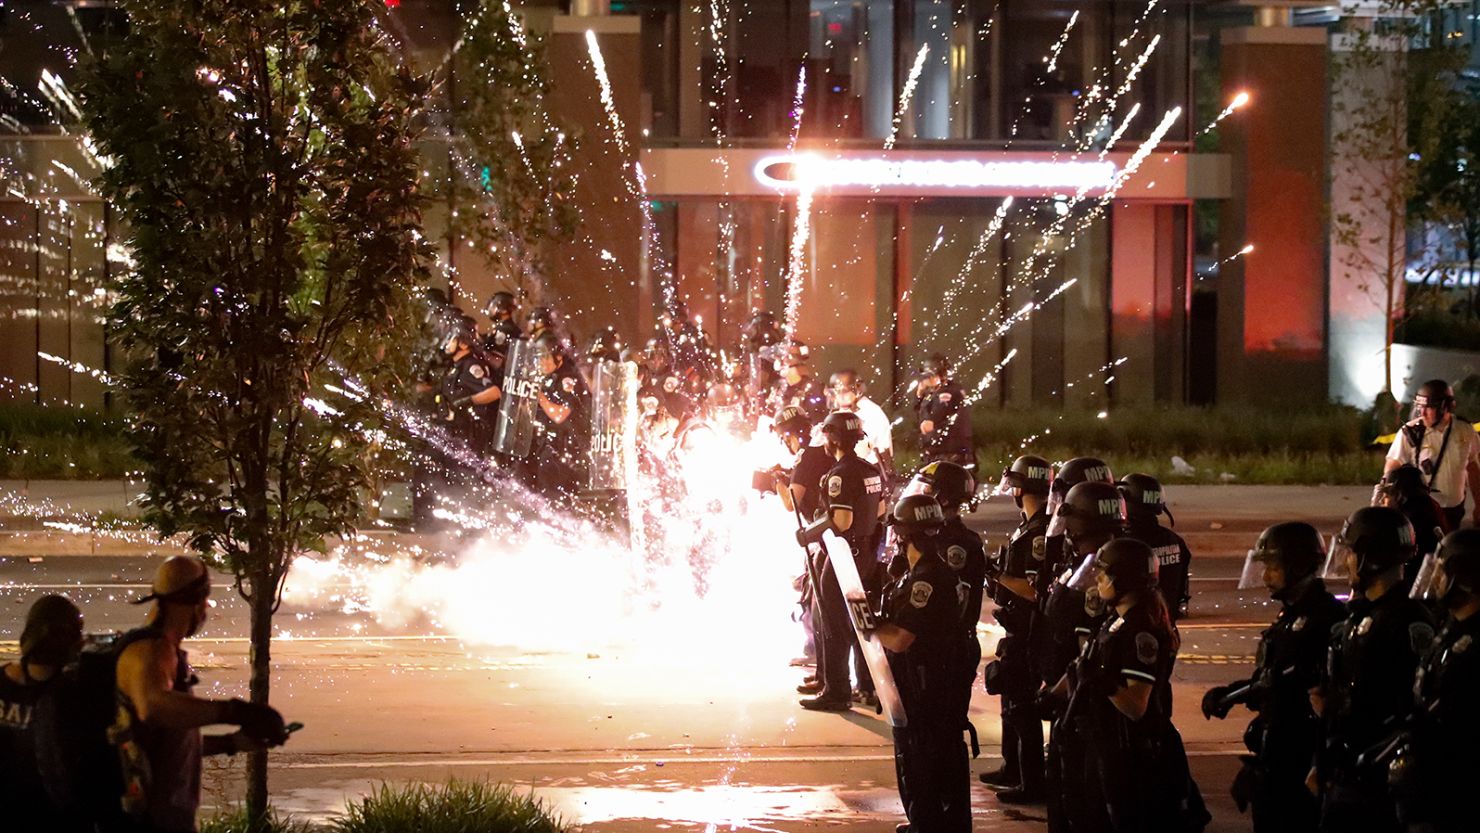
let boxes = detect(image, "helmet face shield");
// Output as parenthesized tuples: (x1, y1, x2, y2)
(1238, 549, 1267, 591)
(902, 475, 931, 499)
(1045, 489, 1067, 538)
(1409, 553, 1442, 601)
(1067, 552, 1102, 592)
(1320, 534, 1352, 583)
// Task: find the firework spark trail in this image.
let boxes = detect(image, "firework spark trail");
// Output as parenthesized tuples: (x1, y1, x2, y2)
(1098, 102, 1142, 159)
(924, 197, 1016, 346)
(38, 351, 117, 387)
(1044, 12, 1079, 74)
(1109, 35, 1161, 105)
(585, 30, 630, 160)
(782, 188, 813, 342)
(885, 45, 930, 151)
(787, 65, 807, 152)
(965, 347, 1019, 405)
(1199, 91, 1250, 135)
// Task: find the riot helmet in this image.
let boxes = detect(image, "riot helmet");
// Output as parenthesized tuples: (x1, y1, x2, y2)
(1117, 473, 1174, 527)
(998, 454, 1053, 499)
(1411, 528, 1480, 607)
(530, 333, 566, 372)
(772, 405, 813, 444)
(820, 411, 865, 452)
(888, 493, 946, 549)
(1057, 480, 1125, 555)
(1046, 457, 1115, 538)
(1069, 538, 1157, 601)
(486, 290, 517, 319)
(525, 305, 555, 335)
(1411, 378, 1455, 424)
(920, 353, 952, 380)
(1377, 464, 1431, 508)
(1237, 521, 1327, 594)
(587, 326, 623, 363)
(442, 314, 478, 355)
(1323, 506, 1416, 590)
(907, 460, 976, 510)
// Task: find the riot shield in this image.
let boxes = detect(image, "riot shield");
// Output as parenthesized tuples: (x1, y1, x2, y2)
(823, 530, 908, 727)
(589, 359, 638, 491)
(493, 339, 541, 459)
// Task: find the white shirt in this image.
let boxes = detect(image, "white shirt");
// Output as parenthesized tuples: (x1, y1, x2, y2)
(1386, 416, 1480, 508)
(845, 396, 894, 466)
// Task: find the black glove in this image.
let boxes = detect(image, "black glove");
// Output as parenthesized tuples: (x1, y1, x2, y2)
(1033, 687, 1065, 721)
(1201, 685, 1236, 720)
(222, 698, 288, 745)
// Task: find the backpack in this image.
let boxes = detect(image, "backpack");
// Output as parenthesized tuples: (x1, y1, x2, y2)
(32, 628, 160, 827)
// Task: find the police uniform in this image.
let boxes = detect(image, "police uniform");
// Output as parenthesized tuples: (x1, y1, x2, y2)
(481, 318, 523, 386)
(1235, 577, 1346, 833)
(918, 379, 974, 467)
(1318, 585, 1436, 833)
(1400, 613, 1480, 833)
(788, 444, 835, 522)
(885, 550, 973, 833)
(939, 518, 988, 723)
(1072, 601, 1205, 832)
(535, 363, 591, 497)
(989, 508, 1048, 795)
(814, 452, 884, 700)
(0, 670, 62, 830)
(437, 351, 499, 456)
(1128, 520, 1193, 618)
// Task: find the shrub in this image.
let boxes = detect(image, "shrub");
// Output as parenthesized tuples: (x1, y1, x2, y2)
(331, 781, 568, 833)
(0, 404, 135, 478)
(201, 809, 317, 833)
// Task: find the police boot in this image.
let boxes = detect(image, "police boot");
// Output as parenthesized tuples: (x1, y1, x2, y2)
(978, 767, 1014, 789)
(796, 680, 824, 695)
(995, 786, 1045, 805)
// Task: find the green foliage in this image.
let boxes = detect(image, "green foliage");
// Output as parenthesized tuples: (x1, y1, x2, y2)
(0, 405, 134, 478)
(1395, 301, 1480, 350)
(79, 0, 431, 576)
(201, 809, 316, 833)
(332, 781, 568, 833)
(896, 404, 1382, 485)
(439, 1, 578, 296)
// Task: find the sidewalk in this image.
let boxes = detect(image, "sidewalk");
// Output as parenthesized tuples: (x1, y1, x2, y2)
(0, 479, 1375, 558)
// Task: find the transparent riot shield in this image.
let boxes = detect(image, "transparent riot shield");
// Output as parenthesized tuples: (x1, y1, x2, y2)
(589, 359, 638, 491)
(493, 339, 542, 459)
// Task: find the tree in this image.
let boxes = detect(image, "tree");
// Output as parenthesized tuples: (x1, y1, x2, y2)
(438, 0, 578, 300)
(1330, 1, 1467, 394)
(1413, 74, 1480, 320)
(79, 0, 430, 824)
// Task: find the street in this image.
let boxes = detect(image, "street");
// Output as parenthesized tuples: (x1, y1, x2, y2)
(0, 484, 1375, 831)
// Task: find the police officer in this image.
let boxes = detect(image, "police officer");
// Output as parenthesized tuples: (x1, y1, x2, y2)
(1374, 464, 1449, 582)
(660, 299, 713, 380)
(1118, 473, 1194, 619)
(913, 354, 974, 468)
(774, 342, 828, 423)
(979, 454, 1053, 802)
(769, 405, 832, 688)
(1313, 506, 1436, 833)
(1385, 379, 1480, 530)
(906, 462, 987, 717)
(1203, 522, 1345, 833)
(827, 370, 894, 476)
(532, 333, 591, 498)
(1035, 458, 1117, 688)
(525, 305, 556, 343)
(0, 595, 84, 831)
(1398, 529, 1480, 832)
(797, 412, 884, 711)
(876, 493, 972, 833)
(1039, 478, 1124, 833)
(436, 315, 501, 457)
(1062, 538, 1208, 832)
(586, 326, 624, 365)
(482, 290, 523, 360)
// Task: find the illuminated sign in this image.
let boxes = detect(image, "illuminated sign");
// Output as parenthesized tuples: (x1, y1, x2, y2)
(753, 155, 1119, 194)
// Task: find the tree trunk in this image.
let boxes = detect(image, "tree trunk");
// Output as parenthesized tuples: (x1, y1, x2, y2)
(246, 564, 275, 830)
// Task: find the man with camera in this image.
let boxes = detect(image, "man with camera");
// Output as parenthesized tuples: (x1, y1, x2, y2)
(1385, 378, 1480, 531)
